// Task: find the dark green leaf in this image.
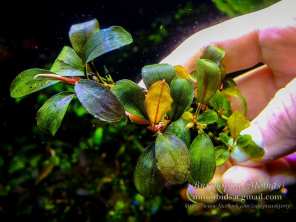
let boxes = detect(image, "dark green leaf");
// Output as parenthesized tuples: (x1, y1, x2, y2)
(189, 133, 216, 186)
(10, 68, 58, 98)
(75, 79, 125, 122)
(215, 146, 229, 166)
(155, 134, 190, 184)
(165, 118, 191, 146)
(169, 77, 194, 120)
(69, 19, 99, 60)
(134, 147, 163, 197)
(227, 111, 250, 138)
(231, 134, 265, 162)
(197, 109, 218, 124)
(193, 59, 222, 104)
(85, 26, 133, 63)
(50, 46, 84, 76)
(142, 64, 176, 88)
(36, 92, 74, 135)
(111, 79, 146, 118)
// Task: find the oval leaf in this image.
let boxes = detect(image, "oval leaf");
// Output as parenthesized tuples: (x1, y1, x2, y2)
(36, 92, 75, 135)
(111, 79, 146, 119)
(197, 109, 218, 125)
(215, 146, 230, 166)
(227, 111, 250, 138)
(165, 118, 191, 147)
(145, 80, 173, 125)
(189, 133, 216, 186)
(231, 134, 264, 162)
(155, 134, 190, 184)
(134, 147, 163, 197)
(85, 26, 133, 63)
(142, 64, 176, 88)
(169, 77, 194, 120)
(75, 79, 125, 122)
(193, 59, 222, 104)
(209, 91, 231, 117)
(69, 19, 99, 60)
(10, 68, 58, 98)
(50, 46, 84, 76)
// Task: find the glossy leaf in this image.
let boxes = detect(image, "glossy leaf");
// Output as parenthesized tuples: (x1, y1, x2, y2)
(215, 146, 229, 166)
(36, 92, 75, 135)
(75, 79, 125, 122)
(134, 147, 163, 197)
(197, 110, 218, 125)
(209, 91, 231, 117)
(145, 80, 173, 125)
(165, 118, 191, 146)
(141, 64, 176, 88)
(111, 79, 146, 119)
(189, 133, 216, 186)
(10, 68, 58, 98)
(227, 111, 250, 138)
(50, 46, 84, 76)
(193, 59, 222, 104)
(222, 87, 247, 115)
(155, 134, 190, 184)
(169, 77, 194, 120)
(231, 134, 265, 162)
(69, 19, 99, 60)
(85, 26, 133, 63)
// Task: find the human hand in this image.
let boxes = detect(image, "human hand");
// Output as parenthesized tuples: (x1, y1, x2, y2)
(161, 0, 296, 196)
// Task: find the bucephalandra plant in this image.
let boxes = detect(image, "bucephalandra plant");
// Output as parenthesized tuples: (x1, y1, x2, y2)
(10, 18, 264, 198)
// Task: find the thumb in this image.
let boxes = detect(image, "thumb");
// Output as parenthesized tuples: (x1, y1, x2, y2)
(238, 77, 296, 163)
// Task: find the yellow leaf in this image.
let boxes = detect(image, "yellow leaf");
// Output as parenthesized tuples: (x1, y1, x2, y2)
(145, 80, 173, 125)
(174, 65, 191, 79)
(227, 111, 250, 138)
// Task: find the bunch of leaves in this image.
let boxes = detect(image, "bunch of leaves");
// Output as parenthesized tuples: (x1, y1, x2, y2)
(212, 0, 280, 17)
(10, 19, 264, 198)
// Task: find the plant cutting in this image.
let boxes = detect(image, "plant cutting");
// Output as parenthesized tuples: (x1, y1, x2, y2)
(10, 18, 264, 198)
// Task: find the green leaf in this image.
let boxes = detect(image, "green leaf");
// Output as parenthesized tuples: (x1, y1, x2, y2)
(145, 80, 173, 125)
(111, 79, 146, 119)
(197, 109, 218, 125)
(227, 111, 250, 138)
(209, 91, 231, 117)
(193, 59, 222, 104)
(231, 134, 265, 162)
(10, 68, 58, 98)
(201, 45, 225, 66)
(142, 64, 176, 88)
(50, 46, 84, 76)
(155, 134, 190, 184)
(134, 147, 163, 197)
(222, 87, 247, 115)
(75, 79, 125, 122)
(85, 26, 133, 63)
(69, 19, 99, 60)
(189, 133, 216, 186)
(36, 92, 74, 135)
(218, 132, 233, 146)
(165, 118, 191, 146)
(169, 77, 194, 120)
(215, 146, 229, 166)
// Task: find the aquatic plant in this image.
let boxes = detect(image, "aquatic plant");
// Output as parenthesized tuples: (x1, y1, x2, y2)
(10, 19, 264, 197)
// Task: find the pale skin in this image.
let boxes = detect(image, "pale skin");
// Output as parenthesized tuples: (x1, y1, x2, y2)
(160, 0, 296, 195)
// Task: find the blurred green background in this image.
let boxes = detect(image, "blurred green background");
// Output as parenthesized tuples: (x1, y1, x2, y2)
(2, 0, 294, 221)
